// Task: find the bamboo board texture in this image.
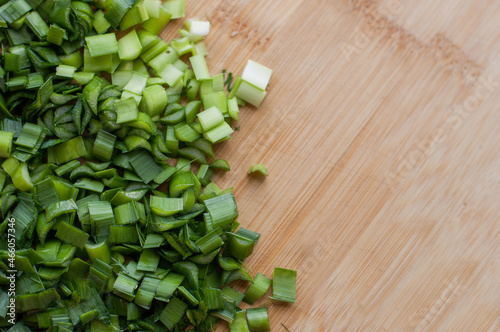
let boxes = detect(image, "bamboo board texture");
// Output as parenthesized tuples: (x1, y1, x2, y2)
(161, 0, 500, 331)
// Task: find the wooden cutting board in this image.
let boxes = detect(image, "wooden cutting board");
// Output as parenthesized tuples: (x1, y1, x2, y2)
(162, 0, 500, 330)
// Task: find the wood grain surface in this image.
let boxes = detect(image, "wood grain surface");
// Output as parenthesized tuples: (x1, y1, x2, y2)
(161, 0, 500, 330)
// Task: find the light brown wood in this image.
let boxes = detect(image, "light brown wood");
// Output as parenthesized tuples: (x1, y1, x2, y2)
(162, 0, 500, 330)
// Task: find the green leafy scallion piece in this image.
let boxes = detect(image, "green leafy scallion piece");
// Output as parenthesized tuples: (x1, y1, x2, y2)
(155, 272, 184, 302)
(270, 267, 297, 303)
(93, 130, 117, 162)
(150, 196, 183, 217)
(195, 228, 224, 255)
(243, 272, 272, 304)
(116, 97, 139, 124)
(159, 297, 188, 330)
(229, 310, 250, 332)
(88, 201, 115, 242)
(129, 150, 163, 183)
(204, 193, 238, 229)
(46, 199, 78, 222)
(0, 131, 14, 158)
(246, 308, 271, 332)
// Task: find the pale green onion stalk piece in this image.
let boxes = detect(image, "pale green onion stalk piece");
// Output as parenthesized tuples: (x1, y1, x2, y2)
(55, 65, 77, 78)
(118, 29, 143, 61)
(189, 54, 210, 81)
(163, 0, 186, 19)
(116, 97, 139, 124)
(85, 33, 119, 57)
(235, 79, 267, 107)
(248, 164, 269, 176)
(241, 59, 273, 91)
(197, 106, 224, 132)
(185, 18, 210, 36)
(93, 10, 112, 34)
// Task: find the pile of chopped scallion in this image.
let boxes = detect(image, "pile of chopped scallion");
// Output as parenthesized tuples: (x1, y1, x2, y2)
(0, 0, 296, 331)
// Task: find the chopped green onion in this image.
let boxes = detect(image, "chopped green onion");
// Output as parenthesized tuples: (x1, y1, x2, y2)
(186, 19, 210, 36)
(202, 91, 228, 113)
(134, 276, 161, 309)
(26, 11, 49, 40)
(0, 131, 14, 157)
(130, 150, 163, 183)
(74, 72, 95, 85)
(229, 310, 250, 332)
(202, 287, 224, 310)
(159, 297, 188, 329)
(150, 196, 183, 216)
(190, 54, 210, 81)
(270, 267, 297, 303)
(0, 1, 289, 329)
(196, 228, 224, 255)
(119, 1, 149, 30)
(55, 160, 80, 176)
(159, 63, 184, 86)
(113, 272, 139, 301)
(2, 0, 31, 24)
(118, 29, 142, 60)
(197, 106, 224, 131)
(116, 97, 139, 124)
(223, 287, 245, 306)
(85, 241, 112, 264)
(142, 6, 171, 35)
(155, 272, 184, 302)
(228, 97, 239, 121)
(139, 84, 168, 117)
(93, 129, 116, 161)
(143, 0, 160, 18)
(248, 163, 269, 176)
(137, 249, 160, 272)
(244, 273, 272, 304)
(55, 222, 89, 249)
(88, 201, 115, 242)
(241, 60, 273, 91)
(46, 199, 78, 222)
(246, 308, 270, 332)
(104, 0, 134, 29)
(86, 33, 119, 57)
(124, 71, 148, 95)
(93, 10, 111, 34)
(174, 122, 200, 142)
(83, 47, 113, 72)
(210, 159, 230, 172)
(227, 233, 256, 261)
(55, 64, 77, 78)
(47, 136, 87, 165)
(203, 121, 234, 143)
(163, 0, 185, 19)
(235, 79, 267, 107)
(74, 178, 105, 192)
(204, 193, 238, 229)
(109, 225, 139, 244)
